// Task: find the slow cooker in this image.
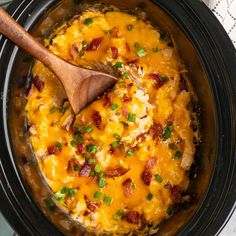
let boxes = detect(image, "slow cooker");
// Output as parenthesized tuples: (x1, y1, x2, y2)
(0, 0, 236, 235)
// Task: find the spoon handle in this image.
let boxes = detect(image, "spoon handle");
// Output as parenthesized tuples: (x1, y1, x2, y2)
(0, 7, 58, 68)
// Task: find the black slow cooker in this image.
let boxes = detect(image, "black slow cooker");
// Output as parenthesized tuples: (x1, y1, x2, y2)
(0, 0, 236, 235)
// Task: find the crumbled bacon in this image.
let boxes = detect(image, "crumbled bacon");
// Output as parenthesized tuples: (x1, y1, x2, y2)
(67, 158, 80, 176)
(137, 133, 146, 142)
(125, 42, 130, 52)
(84, 195, 100, 212)
(122, 105, 129, 117)
(86, 37, 104, 51)
(77, 143, 85, 154)
(32, 75, 44, 92)
(122, 94, 132, 103)
(103, 93, 112, 108)
(145, 157, 157, 170)
(92, 110, 102, 129)
(170, 185, 182, 204)
(83, 210, 90, 216)
(141, 169, 152, 186)
(122, 178, 133, 197)
(111, 46, 118, 59)
(123, 211, 140, 224)
(126, 59, 139, 65)
(104, 166, 130, 178)
(47, 145, 61, 155)
(149, 73, 168, 89)
(148, 122, 163, 141)
(111, 27, 119, 38)
(79, 164, 92, 177)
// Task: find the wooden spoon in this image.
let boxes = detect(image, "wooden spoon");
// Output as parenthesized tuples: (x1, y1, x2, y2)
(0, 7, 117, 114)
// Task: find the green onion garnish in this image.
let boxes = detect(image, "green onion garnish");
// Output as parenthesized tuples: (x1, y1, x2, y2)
(84, 18, 93, 25)
(87, 144, 98, 154)
(128, 113, 136, 122)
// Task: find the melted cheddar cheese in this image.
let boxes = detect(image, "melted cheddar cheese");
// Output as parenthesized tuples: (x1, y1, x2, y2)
(26, 9, 198, 235)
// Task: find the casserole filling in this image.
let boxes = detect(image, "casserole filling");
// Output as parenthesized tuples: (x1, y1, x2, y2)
(26, 8, 199, 234)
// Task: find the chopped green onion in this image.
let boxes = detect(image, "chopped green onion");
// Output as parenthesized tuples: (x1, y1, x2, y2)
(127, 24, 133, 31)
(82, 153, 88, 158)
(121, 72, 129, 79)
(82, 40, 89, 49)
(61, 107, 66, 114)
(152, 47, 159, 52)
(93, 191, 102, 199)
(115, 210, 124, 217)
(50, 106, 57, 113)
(79, 50, 85, 57)
(155, 174, 163, 183)
(111, 141, 120, 148)
(94, 164, 101, 173)
(87, 144, 98, 154)
(146, 193, 153, 201)
(103, 195, 112, 205)
(88, 158, 95, 165)
(111, 103, 119, 110)
(167, 207, 174, 216)
(55, 142, 62, 149)
(67, 188, 76, 197)
(75, 134, 83, 143)
(85, 125, 93, 133)
(114, 61, 123, 68)
(90, 170, 96, 176)
(168, 143, 177, 150)
(55, 187, 76, 201)
(73, 165, 80, 171)
(70, 140, 77, 147)
(98, 177, 105, 188)
(160, 76, 169, 82)
(114, 134, 121, 140)
(126, 149, 134, 157)
(44, 196, 55, 210)
(163, 124, 174, 140)
(128, 113, 136, 122)
(74, 124, 84, 132)
(173, 150, 182, 159)
(84, 18, 93, 25)
(98, 172, 104, 178)
(136, 48, 147, 57)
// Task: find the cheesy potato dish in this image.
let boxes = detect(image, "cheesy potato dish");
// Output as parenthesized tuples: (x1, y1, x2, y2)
(26, 7, 199, 235)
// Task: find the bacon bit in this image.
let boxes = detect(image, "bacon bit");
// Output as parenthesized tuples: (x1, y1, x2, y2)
(148, 122, 163, 141)
(122, 178, 133, 197)
(164, 181, 172, 189)
(83, 210, 90, 216)
(126, 58, 139, 65)
(123, 211, 140, 224)
(170, 186, 182, 204)
(140, 214, 148, 227)
(104, 166, 130, 178)
(145, 157, 157, 170)
(47, 145, 61, 155)
(67, 158, 80, 176)
(77, 143, 85, 154)
(79, 164, 92, 177)
(86, 37, 104, 51)
(109, 148, 115, 154)
(32, 75, 44, 92)
(141, 169, 152, 186)
(111, 27, 119, 38)
(125, 42, 130, 52)
(140, 114, 147, 119)
(92, 110, 102, 129)
(149, 73, 168, 89)
(111, 46, 118, 59)
(103, 93, 112, 108)
(127, 83, 133, 89)
(122, 94, 132, 103)
(69, 43, 79, 60)
(84, 195, 100, 212)
(137, 133, 146, 142)
(122, 105, 129, 117)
